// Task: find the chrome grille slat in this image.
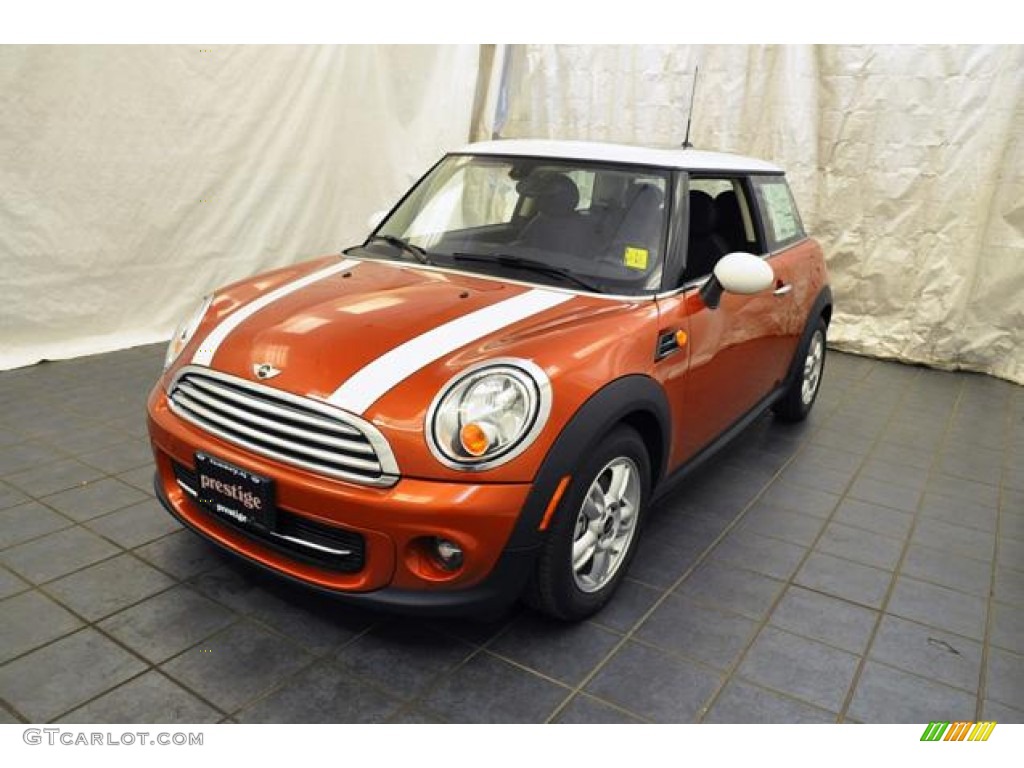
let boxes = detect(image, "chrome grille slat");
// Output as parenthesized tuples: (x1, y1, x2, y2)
(173, 393, 383, 472)
(187, 376, 362, 437)
(274, 534, 352, 556)
(167, 366, 399, 487)
(176, 381, 375, 456)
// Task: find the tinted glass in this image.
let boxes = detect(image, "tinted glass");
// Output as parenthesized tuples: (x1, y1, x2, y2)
(366, 154, 670, 295)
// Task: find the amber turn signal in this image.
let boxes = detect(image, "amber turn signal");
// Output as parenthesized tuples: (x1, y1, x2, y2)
(675, 330, 688, 347)
(459, 422, 491, 456)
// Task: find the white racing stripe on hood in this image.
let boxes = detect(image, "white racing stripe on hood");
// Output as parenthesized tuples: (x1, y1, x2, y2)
(192, 258, 360, 367)
(326, 288, 573, 414)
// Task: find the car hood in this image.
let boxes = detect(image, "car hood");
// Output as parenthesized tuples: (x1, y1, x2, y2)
(181, 256, 621, 414)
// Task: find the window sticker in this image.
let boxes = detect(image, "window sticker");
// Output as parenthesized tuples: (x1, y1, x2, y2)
(761, 182, 800, 242)
(623, 246, 649, 270)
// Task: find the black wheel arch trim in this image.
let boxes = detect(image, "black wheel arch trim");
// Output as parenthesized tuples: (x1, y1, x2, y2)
(784, 285, 832, 388)
(506, 374, 671, 549)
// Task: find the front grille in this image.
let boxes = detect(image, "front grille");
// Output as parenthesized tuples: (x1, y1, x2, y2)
(173, 461, 365, 572)
(167, 366, 398, 486)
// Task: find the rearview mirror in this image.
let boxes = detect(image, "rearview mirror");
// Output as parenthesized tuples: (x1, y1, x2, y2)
(367, 210, 387, 231)
(700, 252, 774, 309)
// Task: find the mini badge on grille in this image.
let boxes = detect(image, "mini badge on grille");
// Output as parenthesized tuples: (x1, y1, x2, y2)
(253, 362, 281, 380)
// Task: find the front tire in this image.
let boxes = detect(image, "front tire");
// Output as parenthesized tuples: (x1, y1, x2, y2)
(526, 426, 651, 621)
(774, 317, 827, 422)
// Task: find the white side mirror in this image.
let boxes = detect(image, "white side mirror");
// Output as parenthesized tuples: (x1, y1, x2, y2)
(367, 210, 387, 231)
(701, 252, 774, 309)
(714, 252, 774, 294)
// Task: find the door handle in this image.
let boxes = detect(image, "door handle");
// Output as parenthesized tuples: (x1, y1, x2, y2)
(773, 283, 793, 297)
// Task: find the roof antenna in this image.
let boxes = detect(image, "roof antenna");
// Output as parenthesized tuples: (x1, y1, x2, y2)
(682, 65, 699, 149)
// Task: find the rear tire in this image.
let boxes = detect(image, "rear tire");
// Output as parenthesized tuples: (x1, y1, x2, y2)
(774, 317, 827, 422)
(525, 426, 650, 621)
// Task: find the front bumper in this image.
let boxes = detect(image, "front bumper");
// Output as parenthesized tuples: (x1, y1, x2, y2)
(148, 386, 539, 615)
(152, 474, 538, 616)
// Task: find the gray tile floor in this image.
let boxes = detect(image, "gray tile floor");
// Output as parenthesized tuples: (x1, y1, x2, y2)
(0, 343, 1021, 723)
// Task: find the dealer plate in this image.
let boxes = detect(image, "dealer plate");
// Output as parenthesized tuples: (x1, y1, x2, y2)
(194, 452, 276, 531)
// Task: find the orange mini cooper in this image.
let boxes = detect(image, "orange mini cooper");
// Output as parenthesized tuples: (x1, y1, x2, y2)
(148, 140, 832, 620)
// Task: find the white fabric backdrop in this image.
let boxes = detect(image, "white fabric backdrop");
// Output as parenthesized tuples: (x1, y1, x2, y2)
(4, 44, 1022, 385)
(0, 45, 481, 370)
(492, 45, 1024, 384)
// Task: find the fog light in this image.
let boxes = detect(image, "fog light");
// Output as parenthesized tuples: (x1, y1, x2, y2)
(433, 537, 464, 571)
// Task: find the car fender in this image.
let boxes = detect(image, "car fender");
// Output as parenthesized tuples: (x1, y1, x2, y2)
(506, 374, 671, 549)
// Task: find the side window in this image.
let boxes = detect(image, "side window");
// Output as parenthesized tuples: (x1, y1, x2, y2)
(682, 177, 760, 281)
(752, 176, 805, 250)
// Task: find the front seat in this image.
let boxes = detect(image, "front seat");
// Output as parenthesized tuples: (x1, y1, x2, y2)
(613, 183, 664, 251)
(713, 189, 748, 253)
(517, 174, 594, 255)
(686, 190, 730, 279)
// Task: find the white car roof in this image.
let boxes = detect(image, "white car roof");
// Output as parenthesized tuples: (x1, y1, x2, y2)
(456, 139, 783, 174)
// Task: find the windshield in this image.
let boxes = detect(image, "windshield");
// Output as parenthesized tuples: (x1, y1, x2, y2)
(362, 154, 670, 295)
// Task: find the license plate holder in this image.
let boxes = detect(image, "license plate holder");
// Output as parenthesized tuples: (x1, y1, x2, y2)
(194, 452, 276, 531)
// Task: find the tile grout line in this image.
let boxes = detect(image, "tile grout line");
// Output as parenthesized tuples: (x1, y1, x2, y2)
(836, 373, 969, 721)
(976, 386, 1014, 718)
(1, 588, 228, 723)
(0, 416, 151, 477)
(687, 360, 895, 719)
(3, 509, 321, 723)
(0, 463, 161, 565)
(599, 513, 993, 671)
(70, 575, 391, 725)
(686, 494, 1001, 601)
(396, 611, 536, 720)
(220, 623, 397, 723)
(0, 550, 201, 667)
(0, 475, 211, 603)
(695, 364, 918, 722)
(3, 447, 153, 499)
(147, 590, 377, 723)
(26, 562, 270, 722)
(370, 609, 602, 723)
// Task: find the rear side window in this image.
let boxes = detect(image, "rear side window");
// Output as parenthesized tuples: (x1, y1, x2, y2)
(752, 176, 805, 250)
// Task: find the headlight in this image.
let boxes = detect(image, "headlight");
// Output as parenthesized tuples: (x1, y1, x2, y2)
(164, 295, 214, 370)
(427, 360, 552, 470)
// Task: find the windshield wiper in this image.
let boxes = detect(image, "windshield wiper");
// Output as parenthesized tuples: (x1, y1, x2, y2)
(365, 234, 433, 265)
(451, 252, 601, 293)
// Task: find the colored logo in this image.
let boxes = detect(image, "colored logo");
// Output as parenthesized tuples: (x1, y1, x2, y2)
(253, 362, 281, 380)
(921, 721, 997, 742)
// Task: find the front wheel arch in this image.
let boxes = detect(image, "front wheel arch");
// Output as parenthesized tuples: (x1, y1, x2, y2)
(525, 424, 652, 620)
(504, 374, 671, 550)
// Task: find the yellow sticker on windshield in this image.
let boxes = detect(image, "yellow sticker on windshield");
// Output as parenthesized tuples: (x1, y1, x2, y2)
(623, 246, 649, 270)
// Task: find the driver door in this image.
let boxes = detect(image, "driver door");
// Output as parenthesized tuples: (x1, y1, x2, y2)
(654, 175, 797, 468)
